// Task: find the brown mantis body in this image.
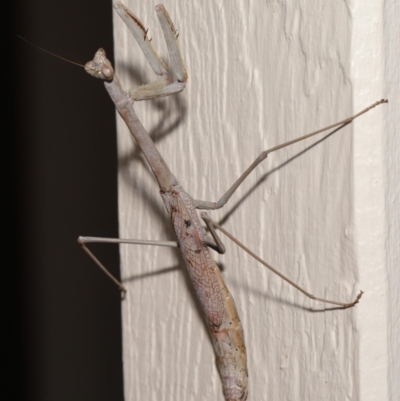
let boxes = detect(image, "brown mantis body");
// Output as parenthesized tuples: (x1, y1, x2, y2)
(79, 3, 387, 400)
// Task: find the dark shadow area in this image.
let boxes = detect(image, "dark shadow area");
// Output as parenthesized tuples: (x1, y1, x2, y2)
(12, 1, 123, 401)
(123, 264, 180, 283)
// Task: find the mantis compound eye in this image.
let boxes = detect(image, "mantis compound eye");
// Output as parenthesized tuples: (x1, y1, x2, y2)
(101, 66, 114, 80)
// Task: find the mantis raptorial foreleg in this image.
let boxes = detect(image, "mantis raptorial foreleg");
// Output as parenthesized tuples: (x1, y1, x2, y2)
(113, 2, 187, 101)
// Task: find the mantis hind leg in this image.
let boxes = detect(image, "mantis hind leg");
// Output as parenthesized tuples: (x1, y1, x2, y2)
(200, 213, 363, 309)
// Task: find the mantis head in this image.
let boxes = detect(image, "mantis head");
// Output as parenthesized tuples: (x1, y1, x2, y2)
(85, 49, 114, 81)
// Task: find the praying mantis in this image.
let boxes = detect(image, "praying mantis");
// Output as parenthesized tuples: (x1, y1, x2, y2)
(76, 2, 387, 400)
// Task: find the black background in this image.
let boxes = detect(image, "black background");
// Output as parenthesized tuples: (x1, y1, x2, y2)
(12, 1, 123, 400)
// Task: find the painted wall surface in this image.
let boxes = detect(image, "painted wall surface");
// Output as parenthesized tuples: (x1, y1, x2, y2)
(384, 1, 400, 399)
(113, 1, 393, 400)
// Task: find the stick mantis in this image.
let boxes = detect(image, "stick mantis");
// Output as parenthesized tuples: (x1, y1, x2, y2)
(76, 3, 387, 400)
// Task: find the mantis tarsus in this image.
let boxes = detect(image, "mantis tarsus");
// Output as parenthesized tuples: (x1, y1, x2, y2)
(77, 3, 387, 400)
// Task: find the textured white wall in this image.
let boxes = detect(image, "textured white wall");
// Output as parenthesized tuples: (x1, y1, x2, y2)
(384, 1, 400, 400)
(113, 1, 394, 400)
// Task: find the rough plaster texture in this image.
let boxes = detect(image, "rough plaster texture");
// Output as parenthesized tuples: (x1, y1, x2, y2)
(112, 1, 396, 400)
